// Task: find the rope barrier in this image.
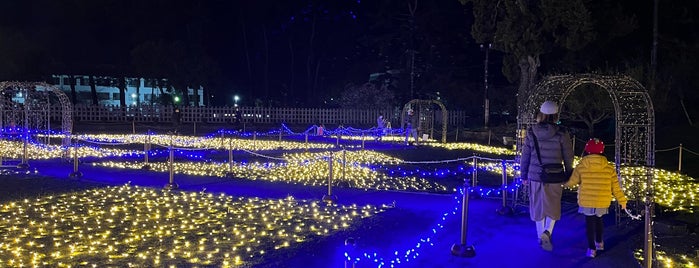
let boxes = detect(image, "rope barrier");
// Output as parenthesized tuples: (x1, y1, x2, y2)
(77, 138, 134, 146)
(655, 146, 680, 152)
(399, 155, 517, 165)
(238, 148, 287, 161)
(400, 156, 475, 165)
(683, 147, 699, 156)
(172, 146, 218, 151)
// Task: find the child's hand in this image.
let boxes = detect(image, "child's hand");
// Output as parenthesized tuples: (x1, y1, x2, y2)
(621, 204, 627, 210)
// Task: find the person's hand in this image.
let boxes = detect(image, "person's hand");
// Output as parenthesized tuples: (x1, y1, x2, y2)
(621, 204, 627, 210)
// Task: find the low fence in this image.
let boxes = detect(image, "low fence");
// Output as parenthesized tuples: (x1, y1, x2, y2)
(40, 105, 472, 127)
(656, 143, 699, 173)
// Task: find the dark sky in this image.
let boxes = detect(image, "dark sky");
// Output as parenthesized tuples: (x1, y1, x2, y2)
(1, 0, 697, 113)
(0, 0, 486, 107)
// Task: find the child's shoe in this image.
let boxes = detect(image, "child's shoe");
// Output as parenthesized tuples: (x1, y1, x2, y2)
(595, 241, 604, 251)
(586, 248, 596, 258)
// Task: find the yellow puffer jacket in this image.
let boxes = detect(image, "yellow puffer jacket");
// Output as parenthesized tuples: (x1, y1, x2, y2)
(565, 154, 628, 208)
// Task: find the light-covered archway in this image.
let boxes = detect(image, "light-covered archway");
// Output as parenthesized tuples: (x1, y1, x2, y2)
(516, 73, 655, 267)
(400, 99, 448, 143)
(0, 81, 73, 146)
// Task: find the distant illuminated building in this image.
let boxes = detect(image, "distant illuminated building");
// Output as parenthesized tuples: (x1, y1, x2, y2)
(50, 75, 205, 106)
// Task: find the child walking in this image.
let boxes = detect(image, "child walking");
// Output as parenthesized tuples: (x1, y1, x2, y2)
(564, 138, 628, 258)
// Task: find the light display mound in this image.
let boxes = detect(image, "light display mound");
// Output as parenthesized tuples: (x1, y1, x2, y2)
(0, 184, 385, 267)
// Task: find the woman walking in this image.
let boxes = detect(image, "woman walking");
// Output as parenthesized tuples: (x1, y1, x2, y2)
(520, 100, 574, 251)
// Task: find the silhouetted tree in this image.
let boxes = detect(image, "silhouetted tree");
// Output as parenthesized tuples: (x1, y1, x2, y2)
(460, 0, 595, 109)
(561, 85, 614, 137)
(339, 82, 395, 109)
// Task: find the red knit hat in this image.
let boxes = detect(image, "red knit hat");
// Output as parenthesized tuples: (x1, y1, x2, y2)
(584, 138, 605, 154)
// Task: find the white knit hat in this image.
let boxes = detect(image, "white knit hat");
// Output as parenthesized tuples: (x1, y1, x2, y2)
(539, 101, 558, 115)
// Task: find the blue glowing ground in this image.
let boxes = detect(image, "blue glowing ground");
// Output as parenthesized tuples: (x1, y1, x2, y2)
(2, 153, 646, 268)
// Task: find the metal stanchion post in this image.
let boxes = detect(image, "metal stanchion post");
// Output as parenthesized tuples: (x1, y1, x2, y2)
(142, 131, 151, 170)
(361, 133, 365, 149)
(342, 149, 346, 182)
(226, 137, 235, 178)
(279, 127, 282, 142)
(164, 134, 179, 190)
(132, 120, 135, 134)
(336, 134, 340, 146)
(17, 128, 29, 169)
(496, 160, 513, 215)
(322, 151, 337, 203)
(451, 181, 476, 257)
(193, 121, 197, 136)
(69, 141, 83, 178)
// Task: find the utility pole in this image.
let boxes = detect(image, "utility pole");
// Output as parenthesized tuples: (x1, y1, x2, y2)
(481, 43, 492, 128)
(409, 49, 416, 100)
(407, 0, 418, 100)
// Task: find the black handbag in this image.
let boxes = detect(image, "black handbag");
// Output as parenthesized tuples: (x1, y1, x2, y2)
(531, 131, 568, 183)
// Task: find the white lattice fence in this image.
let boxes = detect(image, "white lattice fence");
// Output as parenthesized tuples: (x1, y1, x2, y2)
(64, 105, 469, 126)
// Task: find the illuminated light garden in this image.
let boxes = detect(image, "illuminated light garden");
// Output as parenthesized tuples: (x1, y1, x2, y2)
(0, 128, 697, 267)
(2, 135, 696, 212)
(0, 185, 385, 267)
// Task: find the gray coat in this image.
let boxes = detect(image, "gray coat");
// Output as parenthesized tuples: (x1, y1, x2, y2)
(520, 122, 574, 182)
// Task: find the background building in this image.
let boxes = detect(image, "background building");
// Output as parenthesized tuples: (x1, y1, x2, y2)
(50, 75, 204, 106)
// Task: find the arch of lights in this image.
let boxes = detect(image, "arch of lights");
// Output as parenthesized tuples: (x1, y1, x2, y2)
(516, 73, 655, 267)
(0, 81, 73, 147)
(400, 99, 448, 143)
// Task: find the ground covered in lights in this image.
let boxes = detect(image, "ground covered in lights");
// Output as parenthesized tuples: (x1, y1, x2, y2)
(0, 132, 697, 267)
(0, 184, 384, 267)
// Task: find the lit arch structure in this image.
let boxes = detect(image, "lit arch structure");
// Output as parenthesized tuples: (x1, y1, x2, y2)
(516, 73, 655, 267)
(400, 99, 448, 143)
(0, 81, 73, 147)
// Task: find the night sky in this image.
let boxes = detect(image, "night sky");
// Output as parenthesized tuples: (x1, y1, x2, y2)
(1, 0, 697, 115)
(0, 0, 507, 108)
